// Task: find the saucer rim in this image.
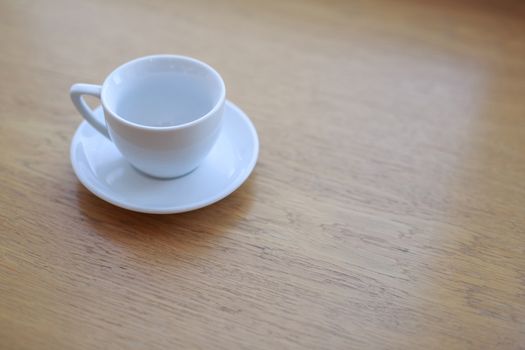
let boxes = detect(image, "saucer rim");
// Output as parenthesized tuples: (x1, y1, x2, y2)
(70, 100, 259, 214)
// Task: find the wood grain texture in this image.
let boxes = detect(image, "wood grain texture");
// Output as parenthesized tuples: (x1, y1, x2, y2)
(1, 0, 525, 348)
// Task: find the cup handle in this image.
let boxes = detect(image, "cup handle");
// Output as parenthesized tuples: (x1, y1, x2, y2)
(70, 83, 110, 139)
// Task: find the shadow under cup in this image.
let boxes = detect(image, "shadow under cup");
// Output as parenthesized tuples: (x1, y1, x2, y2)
(100, 55, 226, 178)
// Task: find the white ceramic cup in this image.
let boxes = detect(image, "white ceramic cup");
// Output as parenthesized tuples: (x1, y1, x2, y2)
(70, 55, 225, 178)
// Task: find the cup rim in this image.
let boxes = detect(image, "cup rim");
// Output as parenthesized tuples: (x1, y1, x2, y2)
(100, 54, 226, 131)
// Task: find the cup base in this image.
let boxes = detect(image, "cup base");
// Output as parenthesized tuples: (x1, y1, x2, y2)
(130, 164, 200, 180)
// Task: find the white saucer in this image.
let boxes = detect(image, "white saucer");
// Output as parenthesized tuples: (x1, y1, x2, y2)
(70, 100, 259, 214)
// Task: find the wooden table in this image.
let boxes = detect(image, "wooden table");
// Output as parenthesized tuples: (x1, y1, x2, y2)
(1, 0, 525, 348)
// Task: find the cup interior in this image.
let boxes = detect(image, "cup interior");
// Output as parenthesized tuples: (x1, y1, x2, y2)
(102, 55, 225, 128)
